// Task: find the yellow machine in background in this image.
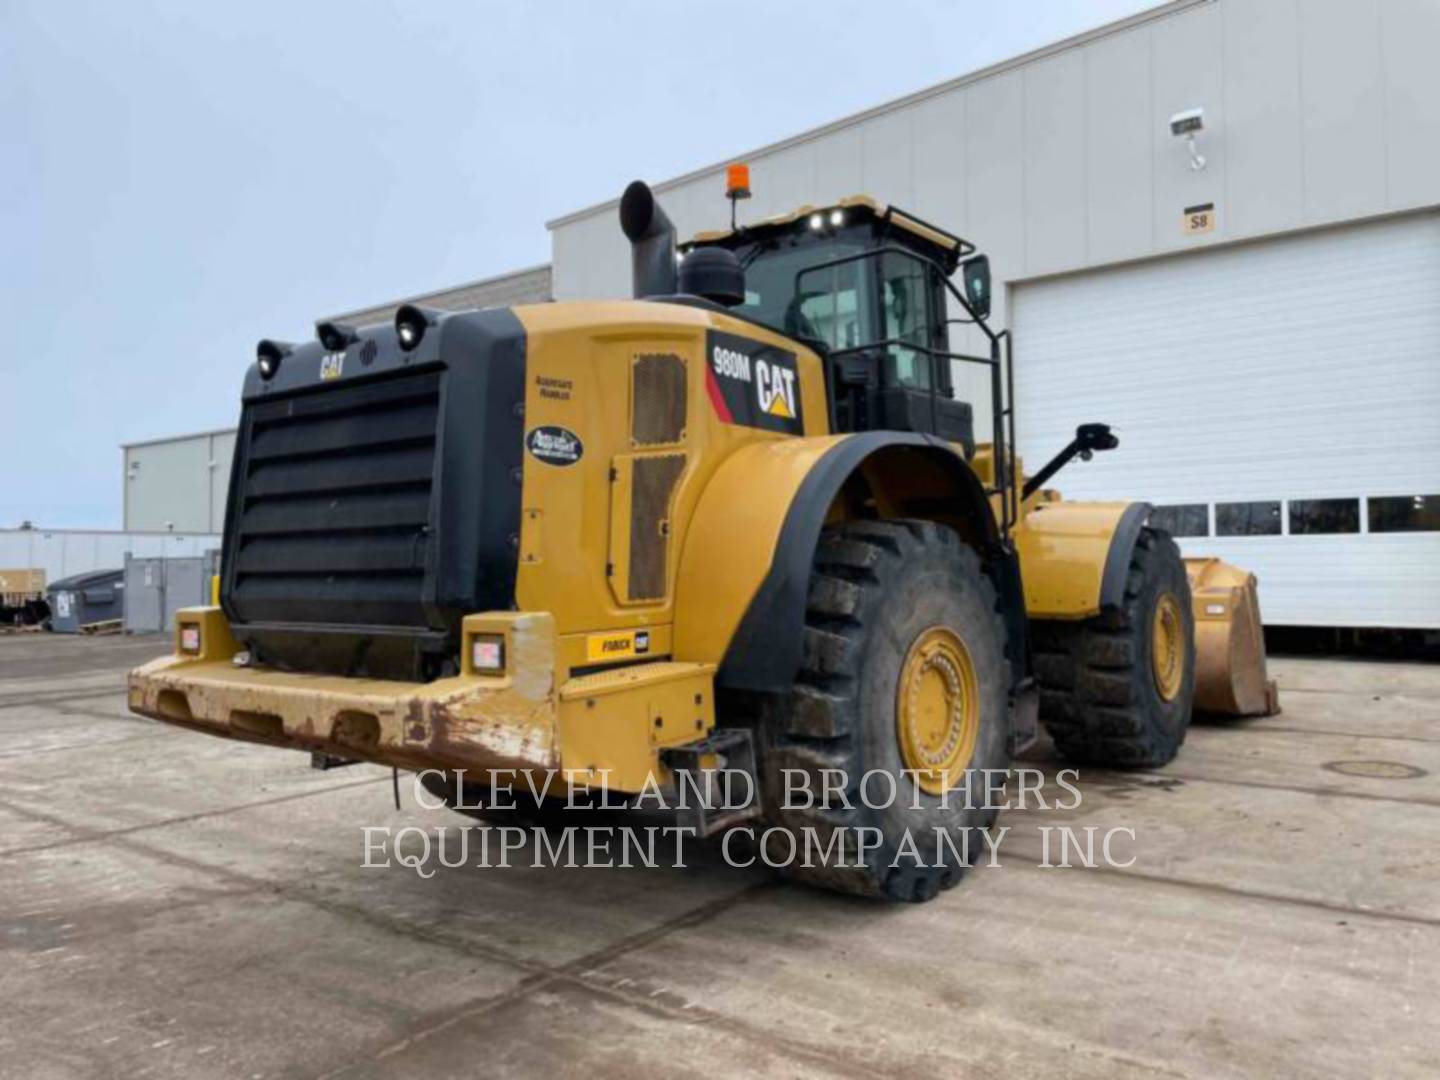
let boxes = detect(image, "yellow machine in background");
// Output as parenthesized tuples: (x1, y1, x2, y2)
(1185, 558, 1281, 718)
(1, 568, 48, 628)
(131, 169, 1276, 902)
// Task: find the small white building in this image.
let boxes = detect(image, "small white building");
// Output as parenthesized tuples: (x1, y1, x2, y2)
(0, 527, 218, 585)
(543, 0, 1440, 629)
(123, 428, 235, 535)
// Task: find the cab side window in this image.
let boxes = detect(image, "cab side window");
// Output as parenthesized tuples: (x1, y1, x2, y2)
(881, 252, 934, 390)
(794, 260, 873, 351)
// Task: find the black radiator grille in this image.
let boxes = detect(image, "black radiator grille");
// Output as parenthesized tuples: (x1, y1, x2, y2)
(229, 371, 442, 628)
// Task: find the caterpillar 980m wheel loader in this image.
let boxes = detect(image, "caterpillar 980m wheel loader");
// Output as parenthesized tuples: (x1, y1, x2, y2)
(130, 170, 1276, 901)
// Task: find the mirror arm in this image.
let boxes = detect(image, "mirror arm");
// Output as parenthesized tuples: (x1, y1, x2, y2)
(1021, 423, 1120, 500)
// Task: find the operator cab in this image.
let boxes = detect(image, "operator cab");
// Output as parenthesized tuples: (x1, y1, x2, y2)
(684, 197, 993, 454)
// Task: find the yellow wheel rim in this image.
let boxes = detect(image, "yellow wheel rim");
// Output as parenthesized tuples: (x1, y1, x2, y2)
(896, 626, 980, 796)
(1151, 592, 1184, 702)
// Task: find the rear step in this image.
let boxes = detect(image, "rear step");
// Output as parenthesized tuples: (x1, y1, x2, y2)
(556, 660, 758, 832)
(661, 728, 762, 838)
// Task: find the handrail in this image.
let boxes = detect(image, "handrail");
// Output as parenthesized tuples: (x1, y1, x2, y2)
(792, 245, 1017, 537)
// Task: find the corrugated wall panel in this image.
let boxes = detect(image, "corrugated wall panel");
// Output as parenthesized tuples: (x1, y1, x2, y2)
(1382, 0, 1440, 209)
(1192, 535, 1439, 628)
(540, 0, 1440, 630)
(0, 530, 219, 585)
(1012, 212, 1440, 627)
(1084, 26, 1154, 265)
(549, 0, 1440, 301)
(1149, 0, 1227, 254)
(813, 124, 864, 206)
(910, 89, 967, 228)
(860, 110, 915, 209)
(333, 265, 553, 329)
(963, 67, 1026, 314)
(749, 144, 819, 226)
(1221, 0, 1303, 238)
(1023, 50, 1088, 275)
(1298, 0, 1387, 221)
(208, 430, 236, 533)
(124, 434, 223, 534)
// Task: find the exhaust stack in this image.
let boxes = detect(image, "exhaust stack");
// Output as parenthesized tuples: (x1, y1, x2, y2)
(619, 180, 677, 299)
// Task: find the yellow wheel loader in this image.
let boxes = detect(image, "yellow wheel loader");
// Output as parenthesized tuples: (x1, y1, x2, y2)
(130, 173, 1276, 901)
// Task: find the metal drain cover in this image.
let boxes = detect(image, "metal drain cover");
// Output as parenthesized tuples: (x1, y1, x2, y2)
(1322, 760, 1427, 780)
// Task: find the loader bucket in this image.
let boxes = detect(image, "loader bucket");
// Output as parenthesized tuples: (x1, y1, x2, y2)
(1183, 557, 1281, 719)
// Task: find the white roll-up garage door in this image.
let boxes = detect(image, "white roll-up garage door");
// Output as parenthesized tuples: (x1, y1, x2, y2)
(1011, 212, 1440, 629)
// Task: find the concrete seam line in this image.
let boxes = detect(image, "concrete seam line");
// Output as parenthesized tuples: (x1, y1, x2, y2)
(308, 882, 865, 1080)
(0, 688, 133, 711)
(1, 792, 780, 996)
(0, 730, 173, 761)
(1233, 724, 1440, 747)
(0, 795, 554, 976)
(0, 777, 390, 857)
(1093, 769, 1440, 810)
(52, 703, 161, 723)
(554, 879, 779, 978)
(1000, 848, 1440, 929)
(1269, 686, 1434, 698)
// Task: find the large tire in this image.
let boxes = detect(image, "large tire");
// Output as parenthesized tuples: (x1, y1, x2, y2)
(1032, 526, 1195, 769)
(755, 520, 1010, 902)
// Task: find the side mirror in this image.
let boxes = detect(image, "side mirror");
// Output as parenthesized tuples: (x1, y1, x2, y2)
(1074, 422, 1119, 460)
(960, 254, 991, 320)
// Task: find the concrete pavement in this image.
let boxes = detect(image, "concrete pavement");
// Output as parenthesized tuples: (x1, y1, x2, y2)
(1, 632, 1436, 1078)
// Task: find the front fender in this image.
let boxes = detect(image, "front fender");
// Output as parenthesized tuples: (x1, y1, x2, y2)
(671, 435, 847, 683)
(674, 432, 1008, 695)
(1015, 500, 1151, 619)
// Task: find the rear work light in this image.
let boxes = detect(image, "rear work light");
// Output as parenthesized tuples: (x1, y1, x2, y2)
(256, 339, 292, 379)
(179, 624, 202, 655)
(395, 304, 441, 352)
(471, 635, 505, 674)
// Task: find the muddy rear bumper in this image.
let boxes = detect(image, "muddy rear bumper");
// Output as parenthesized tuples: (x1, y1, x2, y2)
(128, 607, 717, 791)
(128, 608, 559, 775)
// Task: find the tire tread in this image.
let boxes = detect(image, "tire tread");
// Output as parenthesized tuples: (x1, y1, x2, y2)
(761, 519, 1007, 901)
(1032, 527, 1193, 769)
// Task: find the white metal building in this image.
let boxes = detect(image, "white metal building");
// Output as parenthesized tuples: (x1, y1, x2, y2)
(0, 528, 218, 585)
(123, 428, 235, 534)
(332, 263, 552, 329)
(543, 0, 1440, 629)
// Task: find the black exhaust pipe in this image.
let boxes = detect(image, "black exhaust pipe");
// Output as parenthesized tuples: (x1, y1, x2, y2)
(619, 180, 677, 299)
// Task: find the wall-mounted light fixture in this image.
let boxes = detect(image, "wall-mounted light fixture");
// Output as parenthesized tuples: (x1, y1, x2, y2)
(1169, 107, 1207, 171)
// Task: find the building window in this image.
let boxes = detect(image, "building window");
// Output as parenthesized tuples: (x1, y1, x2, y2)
(1216, 501, 1281, 537)
(1149, 504, 1208, 537)
(1369, 494, 1440, 533)
(1289, 498, 1359, 535)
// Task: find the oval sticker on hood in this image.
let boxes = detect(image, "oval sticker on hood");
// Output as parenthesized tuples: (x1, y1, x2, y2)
(525, 425, 583, 466)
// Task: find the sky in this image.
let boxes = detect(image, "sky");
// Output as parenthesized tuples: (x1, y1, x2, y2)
(2, 0, 1157, 528)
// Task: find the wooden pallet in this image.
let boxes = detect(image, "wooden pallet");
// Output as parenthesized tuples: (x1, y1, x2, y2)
(79, 619, 122, 636)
